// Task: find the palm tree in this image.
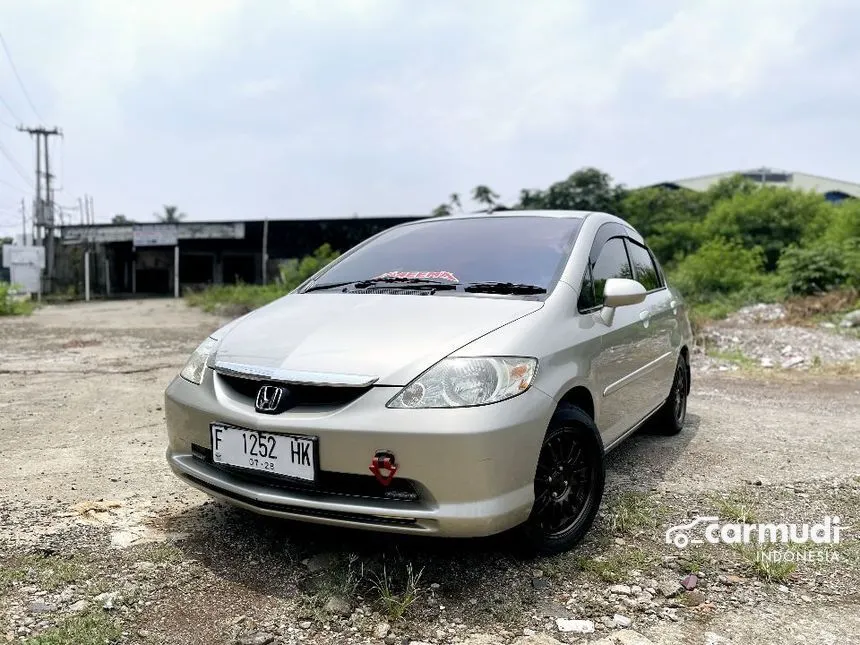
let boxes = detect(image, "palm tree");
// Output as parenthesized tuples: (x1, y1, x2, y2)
(472, 185, 500, 212)
(155, 205, 187, 223)
(449, 193, 463, 212)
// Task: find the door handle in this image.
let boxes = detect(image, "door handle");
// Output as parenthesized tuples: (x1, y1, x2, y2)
(639, 310, 651, 328)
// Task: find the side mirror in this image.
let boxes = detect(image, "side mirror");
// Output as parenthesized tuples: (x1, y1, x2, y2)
(603, 278, 647, 308)
(597, 278, 646, 326)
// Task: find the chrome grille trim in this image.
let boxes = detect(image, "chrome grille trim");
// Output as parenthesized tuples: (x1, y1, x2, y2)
(212, 361, 378, 387)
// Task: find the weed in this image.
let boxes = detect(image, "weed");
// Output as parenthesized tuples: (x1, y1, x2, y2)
(608, 492, 659, 536)
(576, 550, 650, 583)
(138, 542, 184, 565)
(371, 562, 424, 622)
(707, 349, 757, 369)
(25, 611, 121, 645)
(734, 544, 795, 583)
(678, 549, 711, 575)
(713, 493, 758, 524)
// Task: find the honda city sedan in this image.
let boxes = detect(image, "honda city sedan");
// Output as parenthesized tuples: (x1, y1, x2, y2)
(164, 210, 692, 553)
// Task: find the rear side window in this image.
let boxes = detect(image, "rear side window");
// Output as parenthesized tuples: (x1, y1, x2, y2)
(624, 240, 662, 291)
(578, 237, 632, 310)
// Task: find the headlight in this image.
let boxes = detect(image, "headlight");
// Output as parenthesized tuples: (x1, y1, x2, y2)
(387, 357, 538, 409)
(179, 337, 219, 385)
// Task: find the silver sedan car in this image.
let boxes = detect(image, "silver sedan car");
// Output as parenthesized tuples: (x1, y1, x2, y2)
(165, 210, 692, 553)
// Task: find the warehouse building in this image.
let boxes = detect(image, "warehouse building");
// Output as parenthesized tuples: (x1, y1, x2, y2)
(56, 215, 424, 297)
(654, 167, 860, 202)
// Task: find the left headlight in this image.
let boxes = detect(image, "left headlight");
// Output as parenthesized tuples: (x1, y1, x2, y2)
(179, 337, 219, 385)
(387, 356, 538, 409)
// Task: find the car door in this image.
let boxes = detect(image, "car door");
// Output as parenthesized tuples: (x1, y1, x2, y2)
(579, 233, 653, 446)
(623, 239, 677, 411)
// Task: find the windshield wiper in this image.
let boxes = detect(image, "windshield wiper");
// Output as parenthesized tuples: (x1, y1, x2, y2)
(463, 281, 547, 295)
(304, 276, 458, 293)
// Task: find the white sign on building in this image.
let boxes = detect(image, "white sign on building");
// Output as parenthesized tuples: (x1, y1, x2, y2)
(132, 224, 178, 247)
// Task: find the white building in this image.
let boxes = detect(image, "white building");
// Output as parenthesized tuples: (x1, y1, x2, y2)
(655, 167, 860, 202)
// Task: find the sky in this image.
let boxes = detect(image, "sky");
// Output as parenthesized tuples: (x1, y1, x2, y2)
(1, 0, 859, 238)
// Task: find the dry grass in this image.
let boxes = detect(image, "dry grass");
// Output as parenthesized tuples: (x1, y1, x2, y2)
(783, 289, 859, 326)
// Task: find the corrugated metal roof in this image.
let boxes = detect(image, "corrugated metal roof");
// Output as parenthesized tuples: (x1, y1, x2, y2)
(655, 167, 860, 198)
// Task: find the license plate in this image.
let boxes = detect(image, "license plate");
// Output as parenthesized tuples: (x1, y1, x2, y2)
(210, 423, 316, 481)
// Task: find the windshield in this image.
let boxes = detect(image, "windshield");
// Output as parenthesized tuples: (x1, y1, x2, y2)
(308, 215, 583, 294)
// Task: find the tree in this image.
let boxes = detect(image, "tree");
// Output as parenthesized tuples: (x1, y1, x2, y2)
(449, 193, 463, 212)
(516, 167, 626, 213)
(618, 187, 708, 264)
(702, 187, 830, 271)
(111, 214, 133, 224)
(472, 185, 500, 212)
(155, 205, 187, 223)
(431, 204, 452, 217)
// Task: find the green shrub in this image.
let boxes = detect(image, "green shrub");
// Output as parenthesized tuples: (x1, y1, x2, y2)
(702, 187, 831, 270)
(278, 243, 341, 290)
(671, 238, 766, 300)
(0, 282, 34, 315)
(778, 239, 860, 296)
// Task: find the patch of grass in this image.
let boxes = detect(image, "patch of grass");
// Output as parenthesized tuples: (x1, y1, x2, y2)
(3, 555, 88, 591)
(0, 561, 28, 588)
(707, 348, 757, 369)
(371, 562, 424, 622)
(25, 611, 121, 645)
(734, 544, 796, 583)
(137, 542, 184, 565)
(678, 549, 712, 575)
(576, 549, 651, 583)
(185, 283, 287, 315)
(608, 492, 660, 536)
(0, 282, 34, 315)
(713, 492, 758, 524)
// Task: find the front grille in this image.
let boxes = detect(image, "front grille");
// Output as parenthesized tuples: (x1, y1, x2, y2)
(191, 444, 420, 504)
(181, 473, 419, 527)
(218, 373, 372, 409)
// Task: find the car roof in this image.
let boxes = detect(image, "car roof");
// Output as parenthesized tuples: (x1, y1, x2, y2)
(439, 209, 594, 221)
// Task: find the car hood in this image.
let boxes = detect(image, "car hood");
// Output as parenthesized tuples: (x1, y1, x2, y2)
(213, 293, 543, 386)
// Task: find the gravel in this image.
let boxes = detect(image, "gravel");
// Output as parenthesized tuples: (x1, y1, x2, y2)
(1, 300, 858, 645)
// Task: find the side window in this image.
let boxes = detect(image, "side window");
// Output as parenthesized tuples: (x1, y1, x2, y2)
(624, 240, 662, 291)
(590, 237, 633, 305)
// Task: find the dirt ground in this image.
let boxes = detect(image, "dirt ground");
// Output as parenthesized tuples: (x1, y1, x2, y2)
(1, 300, 858, 645)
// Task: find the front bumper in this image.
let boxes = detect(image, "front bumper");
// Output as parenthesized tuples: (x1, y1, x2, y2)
(164, 371, 555, 537)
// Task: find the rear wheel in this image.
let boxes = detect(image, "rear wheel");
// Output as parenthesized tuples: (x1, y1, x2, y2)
(653, 355, 689, 435)
(518, 405, 605, 555)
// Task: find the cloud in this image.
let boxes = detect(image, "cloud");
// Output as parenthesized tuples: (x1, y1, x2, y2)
(0, 0, 858, 239)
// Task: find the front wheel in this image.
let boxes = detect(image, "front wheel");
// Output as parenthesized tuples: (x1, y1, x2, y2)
(518, 405, 605, 555)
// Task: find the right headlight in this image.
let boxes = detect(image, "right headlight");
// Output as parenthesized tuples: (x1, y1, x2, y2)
(387, 356, 538, 409)
(179, 337, 219, 385)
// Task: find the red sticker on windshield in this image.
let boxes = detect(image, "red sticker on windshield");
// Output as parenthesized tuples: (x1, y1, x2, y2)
(376, 271, 459, 283)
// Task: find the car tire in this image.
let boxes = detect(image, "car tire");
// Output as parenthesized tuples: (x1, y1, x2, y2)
(518, 405, 605, 556)
(653, 354, 689, 436)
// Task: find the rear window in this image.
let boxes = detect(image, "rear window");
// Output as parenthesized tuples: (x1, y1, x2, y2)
(313, 216, 582, 292)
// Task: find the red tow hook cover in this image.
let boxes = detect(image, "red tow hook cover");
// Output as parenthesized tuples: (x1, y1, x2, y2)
(369, 451, 398, 486)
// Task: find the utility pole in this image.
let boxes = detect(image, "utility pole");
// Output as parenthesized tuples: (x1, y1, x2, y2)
(20, 198, 27, 245)
(262, 217, 269, 285)
(18, 125, 62, 292)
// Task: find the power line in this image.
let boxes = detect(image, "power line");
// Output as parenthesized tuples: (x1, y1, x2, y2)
(0, 31, 44, 123)
(0, 175, 29, 192)
(0, 92, 22, 124)
(0, 137, 33, 186)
